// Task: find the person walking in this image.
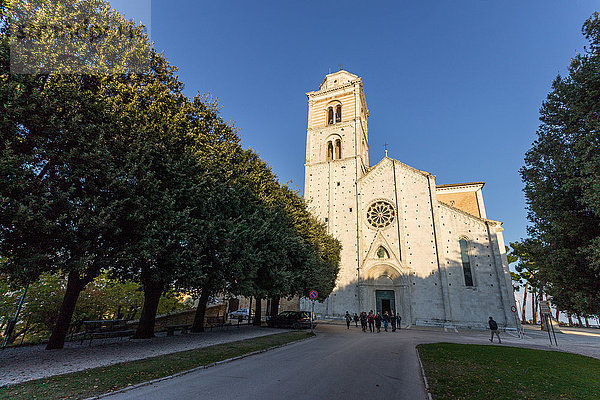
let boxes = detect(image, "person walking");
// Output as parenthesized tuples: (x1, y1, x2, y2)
(488, 316, 501, 343)
(383, 311, 390, 332)
(345, 311, 352, 329)
(360, 312, 368, 332)
(375, 312, 382, 333)
(353, 313, 359, 327)
(368, 311, 375, 333)
(396, 314, 402, 330)
(390, 310, 396, 332)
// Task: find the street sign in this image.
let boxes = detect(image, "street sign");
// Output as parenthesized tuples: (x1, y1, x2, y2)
(511, 305, 517, 313)
(539, 301, 551, 315)
(309, 290, 318, 300)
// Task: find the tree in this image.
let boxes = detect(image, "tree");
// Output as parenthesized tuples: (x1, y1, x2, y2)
(0, 272, 187, 345)
(521, 12, 600, 320)
(508, 241, 541, 324)
(0, 0, 156, 348)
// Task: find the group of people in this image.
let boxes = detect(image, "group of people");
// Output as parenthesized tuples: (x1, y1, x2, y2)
(345, 311, 402, 333)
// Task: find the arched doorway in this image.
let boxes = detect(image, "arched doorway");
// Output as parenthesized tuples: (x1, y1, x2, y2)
(363, 264, 411, 322)
(376, 290, 395, 316)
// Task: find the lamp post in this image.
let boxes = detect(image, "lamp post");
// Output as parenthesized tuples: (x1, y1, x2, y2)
(2, 283, 29, 348)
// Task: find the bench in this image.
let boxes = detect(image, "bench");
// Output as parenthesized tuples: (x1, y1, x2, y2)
(81, 320, 134, 346)
(206, 316, 231, 331)
(166, 324, 191, 336)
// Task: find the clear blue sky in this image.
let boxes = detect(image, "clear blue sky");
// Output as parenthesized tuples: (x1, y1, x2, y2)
(110, 1, 597, 250)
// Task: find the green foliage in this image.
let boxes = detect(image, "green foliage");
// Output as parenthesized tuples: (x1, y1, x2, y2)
(508, 240, 539, 292)
(0, 0, 341, 344)
(521, 12, 600, 317)
(7, 0, 151, 74)
(0, 273, 188, 344)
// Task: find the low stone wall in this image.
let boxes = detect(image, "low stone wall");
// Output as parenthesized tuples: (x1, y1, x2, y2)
(126, 304, 228, 332)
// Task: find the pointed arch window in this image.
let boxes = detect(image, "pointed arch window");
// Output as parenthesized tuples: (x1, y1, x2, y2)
(459, 238, 474, 286)
(327, 141, 334, 161)
(335, 104, 342, 123)
(335, 139, 342, 159)
(327, 107, 334, 125)
(376, 246, 390, 259)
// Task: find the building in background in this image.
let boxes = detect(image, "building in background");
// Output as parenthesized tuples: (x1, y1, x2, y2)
(301, 70, 518, 329)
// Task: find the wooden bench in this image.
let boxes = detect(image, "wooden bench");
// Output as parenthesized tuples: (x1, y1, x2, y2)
(166, 324, 191, 336)
(81, 320, 134, 346)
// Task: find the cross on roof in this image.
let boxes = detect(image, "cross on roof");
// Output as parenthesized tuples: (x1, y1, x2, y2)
(384, 143, 389, 157)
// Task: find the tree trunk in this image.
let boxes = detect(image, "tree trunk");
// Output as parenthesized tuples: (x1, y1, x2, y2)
(577, 315, 583, 327)
(46, 271, 87, 350)
(555, 309, 560, 322)
(134, 279, 164, 339)
(248, 297, 253, 325)
(253, 298, 262, 326)
(568, 313, 573, 326)
(521, 282, 528, 324)
(270, 297, 280, 316)
(191, 290, 210, 333)
(585, 317, 590, 328)
(532, 290, 537, 325)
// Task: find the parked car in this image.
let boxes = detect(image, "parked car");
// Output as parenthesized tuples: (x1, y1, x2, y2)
(229, 308, 251, 320)
(266, 311, 317, 329)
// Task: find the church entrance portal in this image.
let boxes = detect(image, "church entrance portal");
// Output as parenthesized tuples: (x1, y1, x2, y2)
(375, 290, 395, 316)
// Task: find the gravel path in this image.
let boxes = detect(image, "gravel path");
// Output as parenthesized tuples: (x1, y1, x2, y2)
(0, 326, 285, 387)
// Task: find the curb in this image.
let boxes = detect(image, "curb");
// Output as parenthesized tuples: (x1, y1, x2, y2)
(83, 333, 317, 400)
(415, 347, 433, 400)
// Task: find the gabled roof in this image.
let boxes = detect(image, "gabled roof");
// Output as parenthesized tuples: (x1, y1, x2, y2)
(436, 182, 485, 191)
(358, 156, 430, 183)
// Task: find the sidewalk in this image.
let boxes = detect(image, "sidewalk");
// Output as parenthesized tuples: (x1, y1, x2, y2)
(0, 325, 285, 387)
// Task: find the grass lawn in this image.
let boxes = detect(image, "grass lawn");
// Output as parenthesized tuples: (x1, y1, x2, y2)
(417, 343, 600, 400)
(0, 330, 313, 400)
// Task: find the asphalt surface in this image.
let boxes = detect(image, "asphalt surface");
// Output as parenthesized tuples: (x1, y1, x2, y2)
(104, 324, 429, 400)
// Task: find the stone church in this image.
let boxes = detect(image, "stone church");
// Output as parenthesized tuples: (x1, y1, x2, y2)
(300, 70, 518, 329)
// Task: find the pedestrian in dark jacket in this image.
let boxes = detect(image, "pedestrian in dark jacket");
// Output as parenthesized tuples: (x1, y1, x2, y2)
(396, 314, 402, 330)
(360, 312, 368, 332)
(383, 311, 390, 332)
(488, 316, 501, 343)
(353, 313, 359, 327)
(345, 311, 352, 329)
(375, 312, 382, 333)
(390, 310, 396, 332)
(368, 311, 375, 333)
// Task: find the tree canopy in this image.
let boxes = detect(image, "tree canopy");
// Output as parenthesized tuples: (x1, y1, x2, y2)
(0, 0, 340, 348)
(521, 12, 600, 319)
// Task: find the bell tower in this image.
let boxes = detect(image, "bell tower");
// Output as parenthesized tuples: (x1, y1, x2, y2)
(304, 70, 370, 222)
(304, 70, 369, 316)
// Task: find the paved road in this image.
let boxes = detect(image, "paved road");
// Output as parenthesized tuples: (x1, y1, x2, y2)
(103, 323, 600, 400)
(105, 324, 429, 400)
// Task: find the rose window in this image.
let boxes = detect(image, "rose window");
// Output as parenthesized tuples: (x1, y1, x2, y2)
(366, 201, 395, 229)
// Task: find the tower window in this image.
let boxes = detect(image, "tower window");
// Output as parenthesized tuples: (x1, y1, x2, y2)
(459, 238, 474, 286)
(327, 141, 334, 161)
(327, 107, 334, 125)
(336, 104, 342, 123)
(335, 139, 342, 159)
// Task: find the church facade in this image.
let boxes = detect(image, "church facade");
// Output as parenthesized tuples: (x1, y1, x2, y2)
(300, 70, 518, 329)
